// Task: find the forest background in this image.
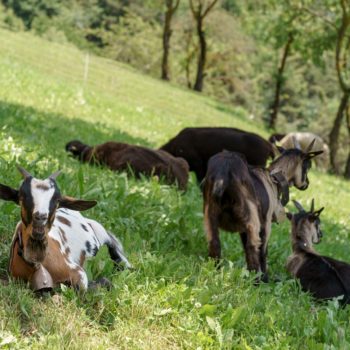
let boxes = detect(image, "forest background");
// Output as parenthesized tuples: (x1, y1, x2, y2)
(1, 0, 350, 176)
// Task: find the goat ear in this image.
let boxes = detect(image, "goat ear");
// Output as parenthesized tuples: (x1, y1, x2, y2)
(58, 196, 97, 211)
(0, 184, 19, 204)
(306, 150, 324, 159)
(286, 212, 293, 221)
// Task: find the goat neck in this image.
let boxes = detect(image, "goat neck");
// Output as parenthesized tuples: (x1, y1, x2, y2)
(292, 234, 316, 254)
(19, 222, 48, 266)
(268, 160, 290, 182)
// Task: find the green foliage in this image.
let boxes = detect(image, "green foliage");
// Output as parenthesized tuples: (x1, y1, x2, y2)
(0, 0, 346, 146)
(2, 0, 62, 28)
(0, 3, 25, 31)
(1, 28, 350, 349)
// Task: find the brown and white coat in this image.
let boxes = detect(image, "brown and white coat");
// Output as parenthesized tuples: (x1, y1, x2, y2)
(1, 168, 130, 291)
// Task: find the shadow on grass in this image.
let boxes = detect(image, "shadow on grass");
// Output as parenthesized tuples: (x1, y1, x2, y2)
(0, 100, 152, 155)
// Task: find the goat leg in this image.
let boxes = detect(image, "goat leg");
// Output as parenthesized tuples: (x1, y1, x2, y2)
(204, 203, 221, 261)
(259, 228, 269, 282)
(243, 226, 262, 279)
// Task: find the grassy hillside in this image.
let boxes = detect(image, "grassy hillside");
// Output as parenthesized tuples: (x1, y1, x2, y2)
(0, 28, 350, 349)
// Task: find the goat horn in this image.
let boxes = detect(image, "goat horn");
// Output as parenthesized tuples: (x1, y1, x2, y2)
(17, 166, 32, 179)
(310, 198, 315, 212)
(305, 138, 316, 153)
(49, 170, 61, 180)
(292, 136, 301, 150)
(292, 200, 305, 212)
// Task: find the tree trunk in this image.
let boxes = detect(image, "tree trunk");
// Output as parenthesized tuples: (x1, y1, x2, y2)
(193, 17, 206, 91)
(183, 26, 194, 88)
(329, 91, 349, 174)
(268, 34, 294, 130)
(161, 6, 173, 80)
(344, 105, 350, 178)
(344, 149, 350, 178)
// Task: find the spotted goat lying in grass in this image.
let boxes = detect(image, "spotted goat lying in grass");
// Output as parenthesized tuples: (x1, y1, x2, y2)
(287, 200, 350, 304)
(0, 167, 131, 292)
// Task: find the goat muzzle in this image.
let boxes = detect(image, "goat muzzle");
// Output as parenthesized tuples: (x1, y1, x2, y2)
(32, 226, 46, 240)
(298, 183, 309, 191)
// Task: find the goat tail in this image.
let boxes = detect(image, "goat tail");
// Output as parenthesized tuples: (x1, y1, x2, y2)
(106, 232, 133, 269)
(211, 177, 228, 202)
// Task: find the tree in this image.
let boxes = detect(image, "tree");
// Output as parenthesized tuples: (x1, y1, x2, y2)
(161, 0, 180, 80)
(189, 0, 218, 92)
(268, 32, 294, 130)
(328, 0, 350, 174)
(345, 105, 350, 176)
(296, 0, 350, 175)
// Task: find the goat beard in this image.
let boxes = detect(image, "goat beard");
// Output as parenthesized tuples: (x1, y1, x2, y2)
(25, 236, 48, 264)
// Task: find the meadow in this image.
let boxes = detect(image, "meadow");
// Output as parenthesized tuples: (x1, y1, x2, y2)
(0, 28, 350, 349)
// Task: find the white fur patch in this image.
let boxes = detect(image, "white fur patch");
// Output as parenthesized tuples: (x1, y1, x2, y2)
(49, 209, 131, 268)
(31, 178, 55, 219)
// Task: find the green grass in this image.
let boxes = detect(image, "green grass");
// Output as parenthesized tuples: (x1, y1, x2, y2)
(0, 28, 350, 349)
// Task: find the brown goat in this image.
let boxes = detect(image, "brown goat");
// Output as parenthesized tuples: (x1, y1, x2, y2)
(287, 200, 350, 304)
(1, 167, 131, 292)
(203, 139, 323, 282)
(66, 140, 189, 190)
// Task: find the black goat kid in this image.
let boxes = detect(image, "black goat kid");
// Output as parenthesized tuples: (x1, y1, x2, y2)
(287, 200, 350, 304)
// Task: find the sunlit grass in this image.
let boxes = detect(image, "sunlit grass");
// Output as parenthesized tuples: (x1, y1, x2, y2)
(0, 28, 350, 349)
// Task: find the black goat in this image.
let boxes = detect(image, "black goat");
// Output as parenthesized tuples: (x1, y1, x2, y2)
(287, 200, 350, 304)
(160, 127, 275, 182)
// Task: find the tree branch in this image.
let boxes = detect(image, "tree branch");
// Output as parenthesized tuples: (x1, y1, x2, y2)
(202, 0, 219, 19)
(189, 0, 198, 18)
(299, 6, 337, 30)
(174, 0, 180, 11)
(341, 0, 348, 17)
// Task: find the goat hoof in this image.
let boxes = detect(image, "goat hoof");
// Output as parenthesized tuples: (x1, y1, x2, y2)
(272, 276, 282, 283)
(261, 273, 269, 283)
(253, 272, 269, 285)
(214, 259, 224, 270)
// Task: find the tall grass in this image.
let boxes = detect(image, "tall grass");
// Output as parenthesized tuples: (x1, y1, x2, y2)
(0, 28, 350, 349)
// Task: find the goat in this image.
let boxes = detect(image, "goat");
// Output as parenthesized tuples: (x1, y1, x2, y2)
(279, 132, 329, 170)
(66, 140, 189, 190)
(286, 200, 350, 304)
(268, 133, 286, 143)
(1, 167, 131, 292)
(159, 127, 275, 182)
(203, 139, 323, 282)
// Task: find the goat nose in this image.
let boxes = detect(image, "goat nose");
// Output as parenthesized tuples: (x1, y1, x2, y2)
(33, 212, 48, 223)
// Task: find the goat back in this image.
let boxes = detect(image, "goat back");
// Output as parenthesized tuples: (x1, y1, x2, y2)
(204, 151, 255, 202)
(297, 252, 350, 302)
